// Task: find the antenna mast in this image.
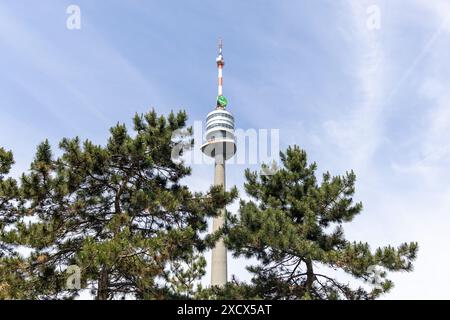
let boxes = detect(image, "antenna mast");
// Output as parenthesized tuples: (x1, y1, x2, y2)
(216, 39, 226, 108)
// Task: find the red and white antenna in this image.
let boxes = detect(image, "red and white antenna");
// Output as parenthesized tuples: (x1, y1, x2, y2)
(216, 38, 225, 97)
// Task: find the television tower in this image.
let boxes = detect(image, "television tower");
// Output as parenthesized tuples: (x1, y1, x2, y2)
(201, 40, 236, 286)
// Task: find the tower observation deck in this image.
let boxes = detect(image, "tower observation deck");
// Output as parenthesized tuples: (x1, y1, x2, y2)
(201, 40, 236, 287)
(201, 41, 237, 161)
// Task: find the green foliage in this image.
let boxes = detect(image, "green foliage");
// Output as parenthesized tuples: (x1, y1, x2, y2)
(0, 125, 418, 300)
(0, 148, 14, 176)
(0, 147, 19, 256)
(225, 146, 418, 300)
(166, 250, 206, 298)
(2, 110, 237, 300)
(195, 276, 260, 300)
(0, 148, 26, 299)
(0, 148, 18, 226)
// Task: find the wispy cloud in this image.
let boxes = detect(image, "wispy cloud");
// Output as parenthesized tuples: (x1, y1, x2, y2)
(0, 2, 163, 133)
(322, 1, 385, 173)
(391, 0, 450, 179)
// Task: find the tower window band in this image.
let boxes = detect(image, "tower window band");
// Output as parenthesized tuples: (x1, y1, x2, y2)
(207, 112, 234, 121)
(206, 123, 234, 130)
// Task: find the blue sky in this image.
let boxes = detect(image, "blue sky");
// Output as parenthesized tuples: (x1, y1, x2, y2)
(1, 0, 450, 299)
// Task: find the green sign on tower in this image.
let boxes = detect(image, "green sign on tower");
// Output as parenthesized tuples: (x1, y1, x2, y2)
(217, 95, 228, 108)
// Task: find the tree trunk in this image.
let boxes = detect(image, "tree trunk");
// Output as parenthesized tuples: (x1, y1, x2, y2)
(97, 186, 121, 300)
(96, 266, 109, 300)
(305, 259, 314, 292)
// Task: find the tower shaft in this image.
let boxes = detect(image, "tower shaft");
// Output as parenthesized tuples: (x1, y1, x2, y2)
(211, 153, 227, 286)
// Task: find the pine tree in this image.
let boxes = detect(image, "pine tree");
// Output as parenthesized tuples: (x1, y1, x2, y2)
(10, 110, 237, 300)
(0, 147, 30, 299)
(225, 146, 418, 300)
(166, 250, 206, 298)
(195, 277, 258, 300)
(0, 147, 17, 256)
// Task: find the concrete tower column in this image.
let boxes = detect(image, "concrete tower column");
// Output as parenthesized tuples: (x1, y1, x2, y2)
(211, 153, 227, 286)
